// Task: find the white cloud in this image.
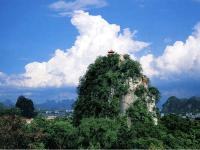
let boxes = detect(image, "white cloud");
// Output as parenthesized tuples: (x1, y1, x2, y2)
(3, 11, 148, 88)
(0, 72, 24, 87)
(140, 54, 158, 77)
(140, 22, 200, 79)
(49, 0, 107, 16)
(4, 11, 200, 89)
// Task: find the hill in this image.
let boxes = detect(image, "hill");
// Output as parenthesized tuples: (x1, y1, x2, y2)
(162, 96, 200, 114)
(35, 99, 75, 111)
(73, 52, 160, 125)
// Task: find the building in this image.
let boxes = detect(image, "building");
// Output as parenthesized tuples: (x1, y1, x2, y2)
(107, 49, 115, 56)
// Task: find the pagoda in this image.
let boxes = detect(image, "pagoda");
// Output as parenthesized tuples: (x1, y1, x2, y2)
(107, 49, 115, 56)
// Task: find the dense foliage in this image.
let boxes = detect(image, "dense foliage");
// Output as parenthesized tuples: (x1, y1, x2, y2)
(0, 115, 28, 149)
(73, 54, 145, 125)
(162, 96, 200, 114)
(0, 102, 21, 116)
(0, 112, 200, 149)
(16, 96, 37, 118)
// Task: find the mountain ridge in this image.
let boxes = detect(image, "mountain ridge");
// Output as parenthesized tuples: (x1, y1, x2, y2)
(162, 96, 200, 114)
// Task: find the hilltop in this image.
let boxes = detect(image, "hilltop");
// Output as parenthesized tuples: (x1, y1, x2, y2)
(73, 52, 160, 125)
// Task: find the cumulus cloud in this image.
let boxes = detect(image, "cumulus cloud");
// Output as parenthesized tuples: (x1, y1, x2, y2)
(140, 22, 200, 79)
(0, 72, 24, 87)
(3, 11, 200, 89)
(2, 11, 148, 88)
(140, 54, 159, 77)
(49, 0, 107, 16)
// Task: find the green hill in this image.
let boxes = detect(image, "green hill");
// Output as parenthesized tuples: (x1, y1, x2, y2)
(162, 96, 200, 114)
(73, 52, 160, 125)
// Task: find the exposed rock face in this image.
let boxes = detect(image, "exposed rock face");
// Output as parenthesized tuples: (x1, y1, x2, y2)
(120, 77, 142, 114)
(146, 96, 158, 124)
(120, 77, 158, 124)
(73, 52, 159, 125)
(119, 55, 158, 124)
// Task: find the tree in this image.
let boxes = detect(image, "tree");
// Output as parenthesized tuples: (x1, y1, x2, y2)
(77, 117, 120, 149)
(148, 86, 161, 103)
(126, 98, 153, 124)
(0, 102, 21, 116)
(159, 114, 200, 149)
(25, 116, 47, 149)
(0, 107, 21, 116)
(44, 119, 77, 149)
(116, 115, 165, 149)
(73, 53, 143, 125)
(15, 96, 36, 118)
(0, 103, 5, 115)
(0, 116, 28, 148)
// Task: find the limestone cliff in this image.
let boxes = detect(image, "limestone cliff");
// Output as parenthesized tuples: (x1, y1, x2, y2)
(119, 55, 158, 124)
(73, 52, 160, 125)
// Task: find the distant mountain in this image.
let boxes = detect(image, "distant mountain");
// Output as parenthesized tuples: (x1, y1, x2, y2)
(0, 99, 75, 111)
(0, 99, 14, 108)
(35, 99, 75, 111)
(162, 96, 200, 114)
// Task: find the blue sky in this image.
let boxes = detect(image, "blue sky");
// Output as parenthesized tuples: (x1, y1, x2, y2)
(0, 0, 200, 105)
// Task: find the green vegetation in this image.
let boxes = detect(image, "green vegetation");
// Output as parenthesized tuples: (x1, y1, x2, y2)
(0, 53, 200, 149)
(16, 95, 37, 118)
(73, 54, 135, 124)
(1, 113, 200, 149)
(162, 96, 200, 114)
(127, 98, 153, 124)
(0, 115, 28, 149)
(73, 53, 159, 125)
(0, 102, 21, 116)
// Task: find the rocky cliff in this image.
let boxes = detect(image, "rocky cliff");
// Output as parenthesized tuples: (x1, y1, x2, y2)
(118, 54, 158, 124)
(73, 52, 160, 125)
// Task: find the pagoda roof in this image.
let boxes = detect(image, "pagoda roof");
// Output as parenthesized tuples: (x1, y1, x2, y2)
(108, 49, 115, 54)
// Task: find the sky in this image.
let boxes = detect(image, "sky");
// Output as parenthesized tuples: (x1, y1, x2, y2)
(0, 0, 200, 105)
